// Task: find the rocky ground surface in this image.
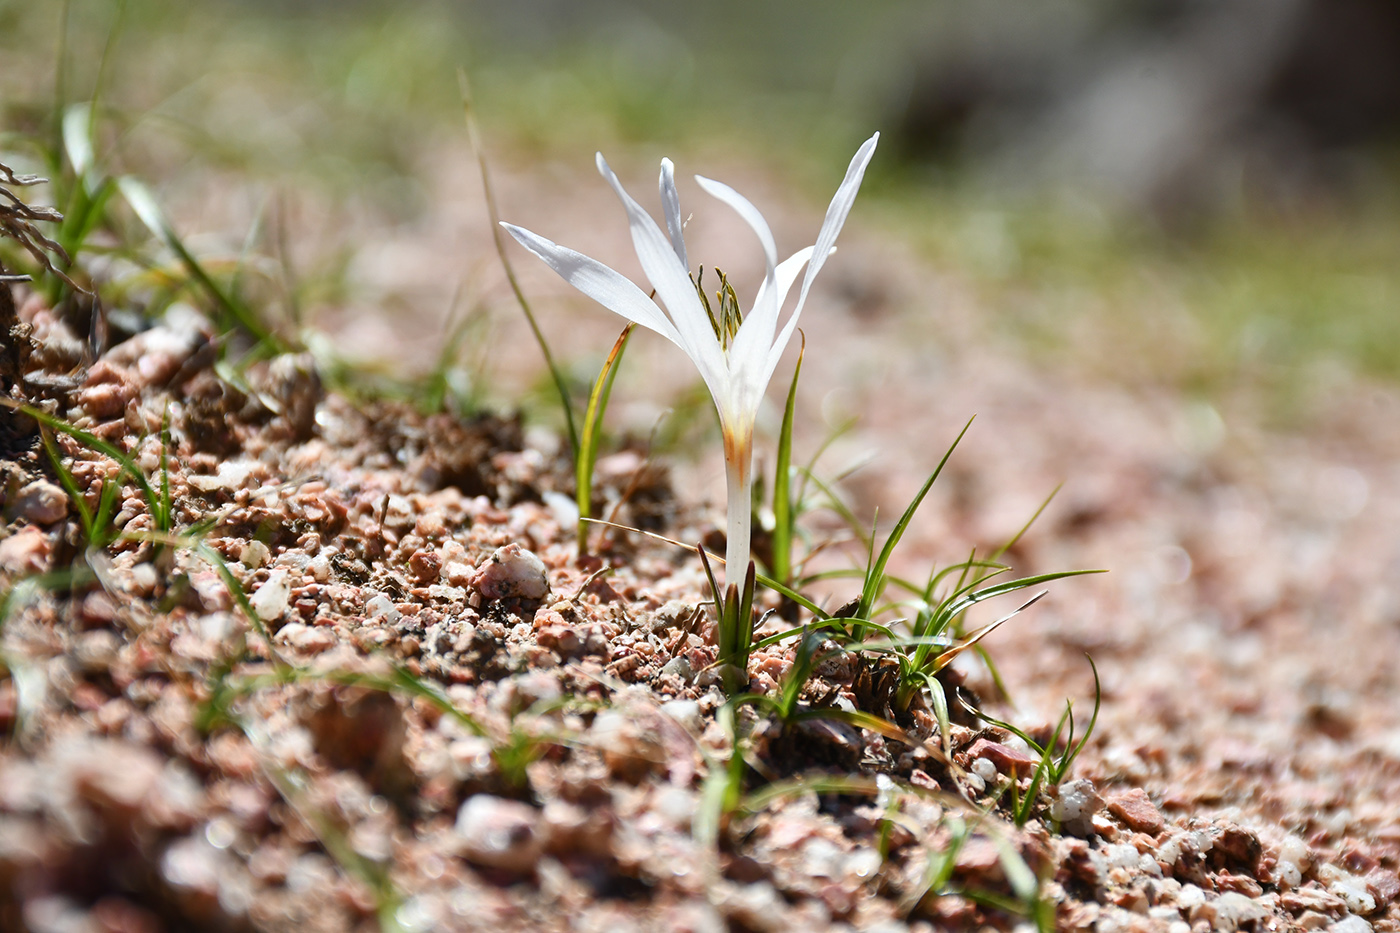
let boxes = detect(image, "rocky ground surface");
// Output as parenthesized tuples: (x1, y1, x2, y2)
(2, 147, 1400, 933)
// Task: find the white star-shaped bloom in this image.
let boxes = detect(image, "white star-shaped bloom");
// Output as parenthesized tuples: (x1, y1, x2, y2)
(502, 133, 878, 586)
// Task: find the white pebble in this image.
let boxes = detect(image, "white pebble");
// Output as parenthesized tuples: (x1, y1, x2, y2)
(455, 795, 542, 872)
(660, 699, 702, 733)
(249, 569, 290, 622)
(239, 540, 271, 569)
(474, 544, 549, 600)
(365, 593, 401, 624)
(1328, 917, 1373, 933)
(1329, 878, 1376, 916)
(1103, 843, 1140, 870)
(1214, 892, 1268, 928)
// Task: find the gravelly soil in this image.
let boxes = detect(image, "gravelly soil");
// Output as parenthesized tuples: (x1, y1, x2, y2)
(2, 145, 1399, 933)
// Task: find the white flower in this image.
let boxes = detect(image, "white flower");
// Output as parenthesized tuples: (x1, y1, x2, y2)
(502, 133, 879, 586)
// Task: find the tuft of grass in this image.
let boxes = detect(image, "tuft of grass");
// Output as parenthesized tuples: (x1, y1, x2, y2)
(700, 545, 757, 695)
(8, 400, 173, 537)
(966, 654, 1102, 828)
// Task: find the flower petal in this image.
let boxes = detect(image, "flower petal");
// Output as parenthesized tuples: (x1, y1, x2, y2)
(761, 133, 879, 388)
(748, 245, 819, 344)
(791, 132, 879, 321)
(595, 153, 724, 388)
(659, 158, 688, 270)
(691, 175, 778, 271)
(500, 222, 683, 347)
(692, 175, 781, 404)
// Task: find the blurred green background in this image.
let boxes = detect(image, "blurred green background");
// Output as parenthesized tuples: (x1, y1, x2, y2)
(4, 0, 1399, 425)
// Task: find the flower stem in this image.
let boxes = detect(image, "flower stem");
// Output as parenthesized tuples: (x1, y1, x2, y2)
(724, 454, 751, 591)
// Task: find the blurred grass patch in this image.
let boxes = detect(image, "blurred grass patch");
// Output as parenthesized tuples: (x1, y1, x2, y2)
(872, 166, 1400, 421)
(3, 0, 1399, 428)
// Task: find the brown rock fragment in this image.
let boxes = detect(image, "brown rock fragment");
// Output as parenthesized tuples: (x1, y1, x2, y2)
(408, 548, 442, 585)
(1210, 821, 1263, 871)
(1366, 868, 1400, 906)
(965, 738, 1039, 778)
(1106, 787, 1165, 836)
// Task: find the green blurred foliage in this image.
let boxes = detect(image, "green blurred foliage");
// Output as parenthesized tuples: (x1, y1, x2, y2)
(2, 0, 1398, 424)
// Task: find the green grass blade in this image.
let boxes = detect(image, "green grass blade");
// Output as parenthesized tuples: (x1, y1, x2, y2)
(799, 467, 872, 553)
(858, 416, 975, 620)
(40, 428, 96, 544)
(941, 569, 1104, 623)
(117, 176, 287, 352)
(576, 323, 634, 552)
(738, 773, 879, 816)
(157, 405, 173, 533)
(752, 568, 825, 617)
(458, 68, 578, 459)
(8, 400, 160, 521)
(1053, 654, 1101, 782)
(771, 334, 804, 585)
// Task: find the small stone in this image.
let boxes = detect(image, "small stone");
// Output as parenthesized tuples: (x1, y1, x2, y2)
(275, 623, 337, 653)
(13, 480, 68, 524)
(409, 548, 442, 585)
(541, 798, 614, 855)
(239, 541, 271, 569)
(649, 600, 700, 634)
(1106, 788, 1165, 835)
(1329, 877, 1377, 915)
(77, 380, 134, 418)
(971, 757, 999, 782)
(187, 459, 263, 492)
(1298, 912, 1331, 930)
(590, 709, 663, 782)
(0, 526, 51, 573)
(442, 561, 474, 587)
(1327, 917, 1373, 933)
(73, 630, 121, 673)
(1365, 869, 1400, 905)
(717, 881, 786, 932)
(965, 738, 1039, 778)
(1187, 901, 1218, 928)
(249, 569, 291, 622)
(660, 655, 695, 683)
(1050, 779, 1104, 837)
(66, 738, 164, 812)
(1177, 884, 1207, 910)
(1282, 884, 1348, 915)
(125, 562, 159, 596)
(660, 699, 702, 733)
(303, 688, 411, 798)
(365, 593, 402, 624)
(455, 795, 543, 873)
(473, 544, 549, 601)
(953, 835, 1003, 876)
(161, 835, 229, 896)
(1210, 822, 1263, 871)
(1213, 892, 1268, 930)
